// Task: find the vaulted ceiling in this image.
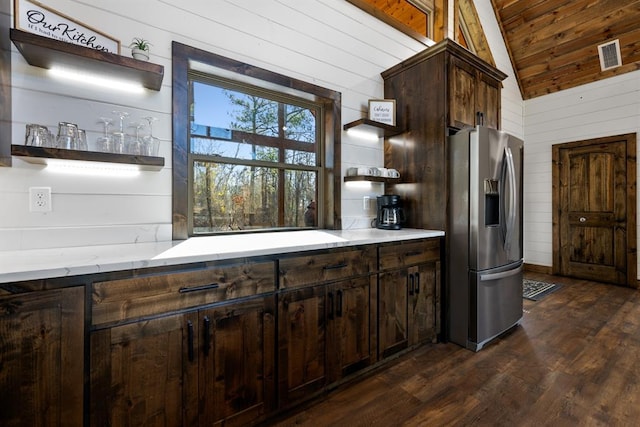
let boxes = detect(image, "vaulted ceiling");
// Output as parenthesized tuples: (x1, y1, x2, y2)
(349, 0, 640, 100)
(491, 0, 640, 99)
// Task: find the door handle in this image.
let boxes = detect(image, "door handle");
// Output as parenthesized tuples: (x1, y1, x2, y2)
(408, 273, 415, 296)
(480, 264, 523, 281)
(187, 320, 194, 362)
(328, 292, 334, 320)
(203, 316, 211, 357)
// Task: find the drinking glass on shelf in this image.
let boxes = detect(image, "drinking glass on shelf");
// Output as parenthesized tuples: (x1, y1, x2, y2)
(25, 124, 50, 147)
(56, 122, 79, 150)
(96, 117, 113, 153)
(112, 131, 126, 154)
(142, 116, 160, 156)
(77, 129, 88, 151)
(111, 110, 130, 154)
(112, 110, 129, 134)
(126, 122, 144, 155)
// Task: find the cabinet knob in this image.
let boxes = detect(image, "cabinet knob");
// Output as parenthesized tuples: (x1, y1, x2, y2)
(579, 217, 587, 223)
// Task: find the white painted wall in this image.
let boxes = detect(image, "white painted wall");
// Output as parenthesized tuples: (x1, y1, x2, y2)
(7, 0, 581, 261)
(1, 0, 431, 250)
(523, 71, 640, 274)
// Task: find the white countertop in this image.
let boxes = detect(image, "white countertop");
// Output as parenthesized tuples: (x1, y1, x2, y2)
(0, 228, 444, 284)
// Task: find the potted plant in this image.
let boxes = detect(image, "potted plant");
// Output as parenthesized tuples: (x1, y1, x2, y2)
(129, 37, 151, 61)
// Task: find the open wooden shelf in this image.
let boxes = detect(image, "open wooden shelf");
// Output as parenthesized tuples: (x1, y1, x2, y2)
(12, 144, 164, 171)
(343, 118, 403, 137)
(344, 175, 400, 183)
(10, 28, 164, 91)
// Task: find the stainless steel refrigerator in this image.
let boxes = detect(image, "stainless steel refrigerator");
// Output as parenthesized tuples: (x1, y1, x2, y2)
(447, 126, 523, 351)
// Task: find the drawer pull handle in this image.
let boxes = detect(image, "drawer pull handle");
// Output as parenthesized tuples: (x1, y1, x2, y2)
(187, 320, 194, 362)
(324, 262, 348, 270)
(179, 283, 220, 293)
(405, 251, 422, 257)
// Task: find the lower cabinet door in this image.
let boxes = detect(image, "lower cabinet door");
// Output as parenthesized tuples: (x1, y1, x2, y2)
(90, 312, 199, 426)
(378, 269, 409, 358)
(0, 287, 84, 427)
(277, 285, 327, 407)
(408, 262, 438, 346)
(199, 296, 276, 426)
(327, 276, 373, 383)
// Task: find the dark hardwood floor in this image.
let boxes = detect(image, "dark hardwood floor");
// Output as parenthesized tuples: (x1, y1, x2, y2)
(272, 273, 640, 426)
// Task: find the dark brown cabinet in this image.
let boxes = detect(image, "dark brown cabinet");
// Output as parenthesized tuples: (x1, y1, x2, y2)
(0, 287, 84, 427)
(1, 237, 441, 425)
(90, 260, 276, 426)
(449, 54, 502, 130)
(382, 38, 506, 231)
(326, 276, 374, 383)
(198, 296, 276, 426)
(277, 284, 328, 406)
(91, 296, 275, 427)
(277, 247, 375, 407)
(378, 239, 441, 358)
(90, 312, 197, 426)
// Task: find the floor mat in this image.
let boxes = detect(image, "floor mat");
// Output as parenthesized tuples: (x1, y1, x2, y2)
(523, 279, 561, 301)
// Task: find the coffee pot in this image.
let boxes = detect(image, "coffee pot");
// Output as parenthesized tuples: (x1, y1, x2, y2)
(375, 195, 405, 230)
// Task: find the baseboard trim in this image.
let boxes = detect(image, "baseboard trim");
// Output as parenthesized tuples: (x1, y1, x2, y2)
(523, 263, 552, 274)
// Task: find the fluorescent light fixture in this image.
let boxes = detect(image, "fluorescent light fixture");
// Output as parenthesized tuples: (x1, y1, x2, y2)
(345, 128, 380, 142)
(49, 67, 145, 94)
(45, 158, 140, 177)
(344, 180, 373, 189)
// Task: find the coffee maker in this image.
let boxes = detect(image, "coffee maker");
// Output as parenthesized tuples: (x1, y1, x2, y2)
(375, 195, 404, 230)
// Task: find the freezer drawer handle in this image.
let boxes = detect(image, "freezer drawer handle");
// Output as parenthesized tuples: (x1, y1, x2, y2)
(479, 265, 523, 281)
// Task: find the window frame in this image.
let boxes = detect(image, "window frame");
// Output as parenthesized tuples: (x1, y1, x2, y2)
(172, 41, 342, 239)
(345, 0, 435, 43)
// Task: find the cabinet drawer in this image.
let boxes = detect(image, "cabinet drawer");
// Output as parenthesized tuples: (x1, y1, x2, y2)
(92, 261, 275, 325)
(378, 239, 440, 270)
(279, 247, 375, 290)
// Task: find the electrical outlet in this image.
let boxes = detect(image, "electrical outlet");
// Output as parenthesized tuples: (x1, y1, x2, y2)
(363, 196, 371, 211)
(29, 187, 52, 212)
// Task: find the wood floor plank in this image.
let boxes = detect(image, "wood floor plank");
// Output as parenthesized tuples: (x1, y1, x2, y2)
(271, 273, 640, 426)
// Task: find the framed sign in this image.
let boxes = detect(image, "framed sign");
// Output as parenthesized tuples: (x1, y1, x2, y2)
(14, 0, 120, 53)
(368, 99, 396, 126)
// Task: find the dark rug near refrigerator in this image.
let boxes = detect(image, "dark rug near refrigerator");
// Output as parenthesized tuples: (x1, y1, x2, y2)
(523, 279, 561, 301)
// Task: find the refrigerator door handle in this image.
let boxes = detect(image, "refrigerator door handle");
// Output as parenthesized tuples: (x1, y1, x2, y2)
(479, 264, 523, 281)
(503, 146, 517, 252)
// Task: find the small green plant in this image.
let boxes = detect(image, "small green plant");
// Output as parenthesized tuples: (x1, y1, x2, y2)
(129, 37, 151, 52)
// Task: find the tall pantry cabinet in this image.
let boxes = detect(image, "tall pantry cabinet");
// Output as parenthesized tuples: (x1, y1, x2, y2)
(381, 38, 507, 232)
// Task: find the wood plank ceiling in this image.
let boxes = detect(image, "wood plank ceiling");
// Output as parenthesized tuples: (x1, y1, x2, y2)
(350, 0, 640, 100)
(491, 0, 640, 99)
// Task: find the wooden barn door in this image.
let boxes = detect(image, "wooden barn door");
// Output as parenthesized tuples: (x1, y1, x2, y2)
(552, 134, 636, 287)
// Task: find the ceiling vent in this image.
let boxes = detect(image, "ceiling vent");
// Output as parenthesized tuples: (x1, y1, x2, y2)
(598, 39, 622, 71)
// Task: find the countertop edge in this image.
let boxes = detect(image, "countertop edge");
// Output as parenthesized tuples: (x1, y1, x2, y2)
(0, 229, 444, 284)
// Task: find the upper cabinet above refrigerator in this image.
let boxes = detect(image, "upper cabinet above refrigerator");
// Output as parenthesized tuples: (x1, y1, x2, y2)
(380, 38, 507, 232)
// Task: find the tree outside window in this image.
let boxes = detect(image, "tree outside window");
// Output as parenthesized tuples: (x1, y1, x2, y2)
(189, 77, 320, 234)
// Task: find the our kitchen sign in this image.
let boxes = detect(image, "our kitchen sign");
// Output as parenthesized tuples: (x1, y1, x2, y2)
(14, 0, 120, 53)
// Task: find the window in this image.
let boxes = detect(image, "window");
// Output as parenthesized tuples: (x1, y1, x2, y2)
(346, 0, 437, 43)
(189, 76, 320, 233)
(172, 42, 341, 239)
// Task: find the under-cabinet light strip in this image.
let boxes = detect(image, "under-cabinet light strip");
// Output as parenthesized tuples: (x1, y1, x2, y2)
(49, 67, 145, 94)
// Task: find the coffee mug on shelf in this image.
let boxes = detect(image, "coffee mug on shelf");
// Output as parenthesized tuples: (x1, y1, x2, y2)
(386, 168, 400, 178)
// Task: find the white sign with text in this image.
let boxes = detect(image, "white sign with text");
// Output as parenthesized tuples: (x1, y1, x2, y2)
(14, 0, 120, 53)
